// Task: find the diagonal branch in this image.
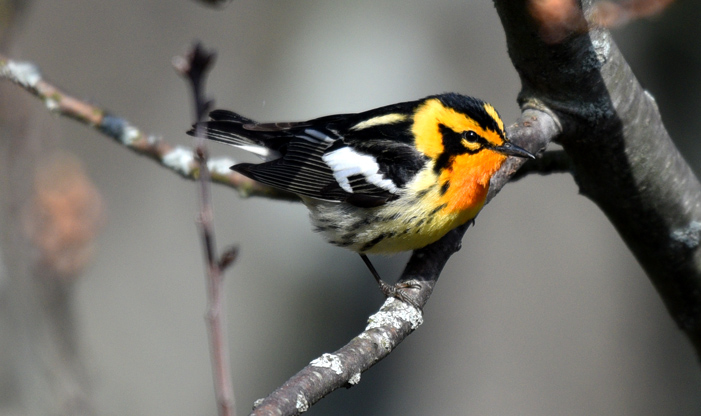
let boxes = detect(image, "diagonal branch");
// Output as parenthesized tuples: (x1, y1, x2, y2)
(0, 53, 297, 202)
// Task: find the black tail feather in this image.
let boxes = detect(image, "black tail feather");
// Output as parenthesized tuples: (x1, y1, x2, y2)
(187, 119, 262, 148)
(208, 110, 257, 124)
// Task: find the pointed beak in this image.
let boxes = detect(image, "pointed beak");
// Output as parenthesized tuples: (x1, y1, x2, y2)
(493, 141, 536, 159)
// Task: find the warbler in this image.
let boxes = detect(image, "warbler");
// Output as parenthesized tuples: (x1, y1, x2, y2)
(188, 93, 534, 303)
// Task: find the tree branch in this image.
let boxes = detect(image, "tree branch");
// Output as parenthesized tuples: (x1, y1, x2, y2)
(0, 53, 297, 202)
(508, 149, 572, 182)
(494, 0, 701, 354)
(487, 106, 562, 199)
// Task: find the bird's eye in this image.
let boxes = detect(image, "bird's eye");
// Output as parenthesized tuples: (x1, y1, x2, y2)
(462, 130, 479, 143)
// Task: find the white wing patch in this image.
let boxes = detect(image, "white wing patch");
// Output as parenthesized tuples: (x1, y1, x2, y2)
(322, 147, 398, 194)
(237, 144, 279, 160)
(304, 128, 336, 143)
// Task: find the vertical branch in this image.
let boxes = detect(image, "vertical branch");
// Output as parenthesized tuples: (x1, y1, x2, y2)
(174, 43, 236, 416)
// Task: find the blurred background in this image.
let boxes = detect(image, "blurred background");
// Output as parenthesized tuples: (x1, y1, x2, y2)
(1, 1, 700, 415)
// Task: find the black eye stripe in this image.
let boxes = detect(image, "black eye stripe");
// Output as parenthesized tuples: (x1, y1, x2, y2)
(439, 124, 474, 151)
(438, 124, 491, 151)
(434, 124, 488, 172)
(476, 135, 491, 148)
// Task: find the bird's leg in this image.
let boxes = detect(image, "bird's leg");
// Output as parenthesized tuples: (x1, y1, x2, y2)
(359, 254, 422, 309)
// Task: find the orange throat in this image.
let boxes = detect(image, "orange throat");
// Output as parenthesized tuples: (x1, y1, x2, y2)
(439, 150, 507, 215)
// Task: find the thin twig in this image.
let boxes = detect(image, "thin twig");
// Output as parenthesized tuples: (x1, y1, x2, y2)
(0, 53, 297, 202)
(175, 43, 236, 416)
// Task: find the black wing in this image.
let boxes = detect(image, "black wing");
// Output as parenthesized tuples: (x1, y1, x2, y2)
(191, 100, 428, 208)
(233, 127, 405, 207)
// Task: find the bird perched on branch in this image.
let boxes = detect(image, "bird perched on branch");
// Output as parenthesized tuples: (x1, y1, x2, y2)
(188, 93, 534, 306)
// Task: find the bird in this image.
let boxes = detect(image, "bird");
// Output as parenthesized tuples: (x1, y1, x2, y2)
(188, 93, 534, 306)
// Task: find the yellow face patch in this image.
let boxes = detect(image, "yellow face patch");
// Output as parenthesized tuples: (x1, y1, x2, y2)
(412, 98, 505, 159)
(350, 113, 408, 131)
(461, 137, 482, 153)
(483, 103, 504, 136)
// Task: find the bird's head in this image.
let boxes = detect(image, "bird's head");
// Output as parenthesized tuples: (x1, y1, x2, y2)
(410, 93, 534, 213)
(412, 93, 534, 177)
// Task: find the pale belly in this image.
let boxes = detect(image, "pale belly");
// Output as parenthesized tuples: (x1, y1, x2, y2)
(304, 196, 480, 254)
